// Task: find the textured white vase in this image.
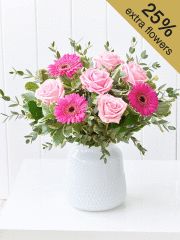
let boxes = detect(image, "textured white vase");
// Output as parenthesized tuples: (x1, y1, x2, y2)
(66, 144, 126, 211)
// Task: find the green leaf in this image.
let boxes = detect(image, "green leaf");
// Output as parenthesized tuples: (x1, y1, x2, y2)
(17, 71, 24, 76)
(168, 126, 176, 130)
(152, 62, 161, 69)
(26, 139, 30, 144)
(52, 128, 65, 146)
(166, 87, 173, 93)
(25, 82, 39, 92)
(111, 67, 122, 82)
(41, 104, 57, 122)
(0, 89, 4, 97)
(126, 53, 134, 62)
(146, 80, 156, 89)
(56, 51, 60, 59)
(156, 101, 171, 116)
(132, 37, 136, 43)
(24, 131, 38, 143)
(146, 71, 152, 79)
(42, 142, 53, 150)
(129, 47, 135, 54)
(41, 104, 52, 116)
(26, 69, 33, 76)
(141, 50, 148, 59)
(36, 69, 49, 83)
(28, 101, 43, 121)
(9, 68, 24, 76)
(9, 103, 19, 107)
(63, 125, 74, 138)
(10, 111, 19, 115)
(22, 92, 36, 102)
(131, 136, 147, 155)
(143, 67, 149, 71)
(158, 84, 166, 91)
(2, 96, 10, 101)
(120, 108, 140, 127)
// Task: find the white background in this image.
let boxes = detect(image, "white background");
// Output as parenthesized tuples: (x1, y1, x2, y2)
(0, 0, 179, 198)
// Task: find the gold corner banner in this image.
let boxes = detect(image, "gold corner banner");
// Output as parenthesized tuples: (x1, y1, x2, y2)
(107, 0, 180, 73)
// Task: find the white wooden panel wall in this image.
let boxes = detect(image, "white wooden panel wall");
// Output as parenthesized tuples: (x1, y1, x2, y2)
(0, 0, 8, 198)
(0, 0, 179, 197)
(177, 74, 180, 161)
(142, 40, 177, 160)
(0, 0, 41, 196)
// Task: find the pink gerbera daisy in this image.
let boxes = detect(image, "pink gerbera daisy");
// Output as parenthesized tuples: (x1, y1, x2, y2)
(128, 83, 159, 116)
(54, 93, 88, 124)
(48, 54, 83, 78)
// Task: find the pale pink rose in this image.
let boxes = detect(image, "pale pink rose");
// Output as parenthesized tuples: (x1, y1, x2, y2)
(80, 68, 113, 95)
(98, 94, 127, 124)
(94, 51, 124, 71)
(35, 79, 64, 105)
(122, 62, 147, 85)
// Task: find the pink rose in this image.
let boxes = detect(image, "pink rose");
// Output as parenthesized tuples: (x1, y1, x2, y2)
(122, 62, 147, 85)
(94, 51, 124, 71)
(98, 94, 127, 124)
(35, 79, 64, 105)
(80, 68, 113, 95)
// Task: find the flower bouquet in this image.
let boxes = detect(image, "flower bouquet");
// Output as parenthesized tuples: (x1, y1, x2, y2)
(1, 37, 179, 211)
(0, 38, 178, 162)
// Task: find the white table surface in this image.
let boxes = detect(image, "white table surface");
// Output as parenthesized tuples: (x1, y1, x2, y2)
(0, 158, 180, 240)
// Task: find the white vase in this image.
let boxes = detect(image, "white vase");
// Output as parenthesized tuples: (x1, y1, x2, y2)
(66, 144, 126, 211)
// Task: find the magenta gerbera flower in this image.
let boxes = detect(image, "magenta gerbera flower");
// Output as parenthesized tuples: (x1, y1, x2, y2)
(128, 83, 159, 117)
(54, 93, 88, 124)
(48, 54, 83, 78)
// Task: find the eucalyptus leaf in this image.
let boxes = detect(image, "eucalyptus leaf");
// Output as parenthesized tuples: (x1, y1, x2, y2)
(141, 50, 148, 59)
(0, 89, 4, 97)
(168, 126, 176, 130)
(25, 82, 39, 92)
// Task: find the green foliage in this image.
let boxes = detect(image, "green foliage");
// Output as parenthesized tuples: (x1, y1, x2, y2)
(69, 38, 92, 68)
(25, 82, 39, 92)
(69, 38, 92, 56)
(9, 68, 36, 79)
(9, 68, 24, 76)
(104, 41, 114, 52)
(126, 37, 137, 62)
(52, 128, 65, 146)
(146, 71, 152, 79)
(22, 92, 36, 102)
(0, 38, 179, 162)
(23, 69, 34, 79)
(8, 96, 20, 107)
(131, 136, 147, 155)
(0, 89, 10, 101)
(36, 69, 49, 83)
(1, 111, 24, 122)
(152, 62, 161, 69)
(151, 117, 175, 132)
(42, 142, 53, 150)
(141, 50, 148, 59)
(166, 87, 179, 99)
(111, 66, 126, 83)
(25, 131, 38, 144)
(48, 41, 61, 59)
(28, 101, 43, 121)
(156, 101, 171, 117)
